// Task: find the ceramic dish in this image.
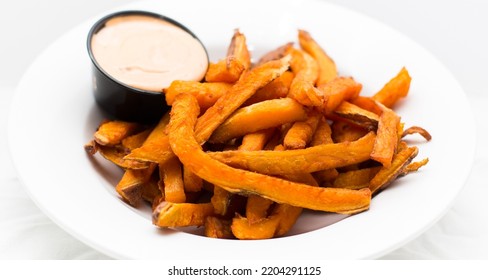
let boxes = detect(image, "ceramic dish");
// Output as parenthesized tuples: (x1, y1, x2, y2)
(8, 0, 475, 259)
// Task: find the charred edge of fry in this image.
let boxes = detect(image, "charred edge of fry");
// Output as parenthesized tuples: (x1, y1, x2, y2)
(369, 144, 419, 195)
(402, 126, 432, 141)
(84, 140, 98, 155)
(256, 42, 294, 67)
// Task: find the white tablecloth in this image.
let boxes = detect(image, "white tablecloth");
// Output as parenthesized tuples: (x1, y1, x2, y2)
(1, 0, 488, 260)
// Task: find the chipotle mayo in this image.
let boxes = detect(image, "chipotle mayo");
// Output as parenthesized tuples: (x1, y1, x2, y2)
(90, 15, 208, 92)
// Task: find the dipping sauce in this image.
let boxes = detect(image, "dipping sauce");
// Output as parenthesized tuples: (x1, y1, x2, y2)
(90, 14, 208, 92)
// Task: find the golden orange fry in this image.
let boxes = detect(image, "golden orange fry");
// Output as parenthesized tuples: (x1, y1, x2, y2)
(209, 131, 376, 175)
(209, 98, 308, 143)
(298, 29, 337, 85)
(169, 93, 371, 214)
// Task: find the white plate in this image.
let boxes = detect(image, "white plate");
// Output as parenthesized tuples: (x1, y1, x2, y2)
(8, 0, 475, 259)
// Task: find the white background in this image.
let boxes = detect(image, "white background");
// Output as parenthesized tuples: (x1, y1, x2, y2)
(1, 0, 487, 260)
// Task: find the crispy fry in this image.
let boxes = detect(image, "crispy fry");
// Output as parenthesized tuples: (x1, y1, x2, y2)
(287, 48, 323, 107)
(121, 128, 152, 151)
(124, 113, 173, 163)
(244, 71, 294, 106)
(310, 116, 333, 146)
(141, 174, 162, 204)
(256, 42, 294, 66)
(209, 98, 308, 143)
(246, 195, 274, 224)
(209, 131, 376, 175)
(331, 120, 368, 143)
(116, 163, 156, 206)
(370, 102, 401, 167)
(319, 77, 362, 114)
(231, 214, 280, 240)
(369, 142, 418, 195)
(402, 126, 432, 141)
(402, 158, 429, 175)
(159, 157, 186, 203)
(183, 165, 203, 193)
(273, 203, 302, 237)
(333, 167, 381, 190)
(351, 95, 383, 116)
(152, 202, 214, 227)
(238, 128, 275, 151)
(211, 186, 233, 216)
(194, 56, 291, 145)
(333, 101, 379, 131)
(205, 216, 234, 239)
(164, 80, 232, 111)
(169, 93, 371, 214)
(298, 29, 337, 85)
(283, 110, 321, 149)
(205, 29, 251, 83)
(95, 144, 149, 170)
(94, 120, 140, 146)
(309, 117, 339, 185)
(372, 67, 411, 108)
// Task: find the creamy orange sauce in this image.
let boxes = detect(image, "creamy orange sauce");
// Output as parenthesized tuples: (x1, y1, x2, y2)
(91, 15, 208, 92)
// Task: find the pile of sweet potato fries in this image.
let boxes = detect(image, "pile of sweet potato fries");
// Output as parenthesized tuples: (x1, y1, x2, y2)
(85, 29, 431, 240)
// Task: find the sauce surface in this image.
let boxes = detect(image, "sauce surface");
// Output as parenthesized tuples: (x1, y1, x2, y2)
(91, 15, 208, 92)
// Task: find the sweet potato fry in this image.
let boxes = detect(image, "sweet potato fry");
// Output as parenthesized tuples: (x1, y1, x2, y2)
(164, 80, 232, 111)
(273, 203, 302, 237)
(333, 167, 381, 190)
(205, 216, 234, 239)
(238, 128, 275, 151)
(369, 142, 418, 195)
(402, 126, 432, 141)
(244, 71, 294, 106)
(159, 157, 186, 203)
(124, 113, 173, 164)
(287, 48, 323, 107)
(401, 158, 429, 175)
(331, 120, 368, 143)
(209, 131, 376, 175)
(194, 56, 290, 145)
(116, 163, 156, 206)
(169, 93, 371, 214)
(333, 101, 379, 131)
(209, 98, 308, 143)
(141, 174, 162, 204)
(283, 109, 321, 149)
(319, 77, 362, 114)
(211, 186, 233, 216)
(94, 120, 140, 146)
(152, 202, 214, 227)
(255, 42, 294, 66)
(351, 96, 383, 116)
(95, 144, 149, 170)
(231, 214, 280, 240)
(370, 102, 401, 167)
(246, 195, 274, 224)
(183, 165, 203, 193)
(121, 128, 152, 151)
(298, 29, 337, 85)
(205, 29, 251, 83)
(372, 67, 411, 108)
(310, 116, 333, 146)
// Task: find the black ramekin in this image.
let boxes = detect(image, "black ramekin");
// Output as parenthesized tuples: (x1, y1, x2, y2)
(87, 10, 208, 124)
